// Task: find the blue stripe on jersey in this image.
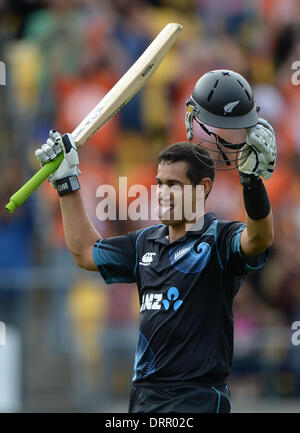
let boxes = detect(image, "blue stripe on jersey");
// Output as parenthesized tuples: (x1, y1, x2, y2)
(225, 225, 244, 264)
(201, 219, 224, 271)
(96, 242, 130, 256)
(94, 239, 132, 267)
(214, 221, 224, 271)
(104, 275, 134, 284)
(229, 224, 267, 272)
(93, 239, 104, 265)
(225, 385, 232, 413)
(93, 238, 135, 284)
(200, 219, 224, 270)
(211, 386, 221, 413)
(133, 331, 156, 381)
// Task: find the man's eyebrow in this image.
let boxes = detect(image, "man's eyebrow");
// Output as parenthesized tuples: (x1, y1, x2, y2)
(155, 176, 184, 184)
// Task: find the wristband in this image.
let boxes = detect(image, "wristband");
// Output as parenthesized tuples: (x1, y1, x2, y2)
(239, 172, 261, 188)
(54, 176, 80, 197)
(239, 172, 270, 220)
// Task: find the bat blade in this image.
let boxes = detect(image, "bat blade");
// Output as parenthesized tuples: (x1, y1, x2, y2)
(5, 22, 182, 213)
(72, 22, 182, 148)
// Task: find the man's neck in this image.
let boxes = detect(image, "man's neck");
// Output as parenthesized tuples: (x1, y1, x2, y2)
(168, 213, 207, 243)
(168, 222, 190, 243)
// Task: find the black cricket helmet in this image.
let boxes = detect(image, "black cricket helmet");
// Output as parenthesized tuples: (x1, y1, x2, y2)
(185, 70, 260, 170)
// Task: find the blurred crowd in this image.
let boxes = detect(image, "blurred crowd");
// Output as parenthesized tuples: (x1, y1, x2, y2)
(0, 0, 300, 411)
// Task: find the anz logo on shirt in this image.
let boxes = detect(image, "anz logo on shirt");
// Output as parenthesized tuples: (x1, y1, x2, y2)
(140, 287, 183, 312)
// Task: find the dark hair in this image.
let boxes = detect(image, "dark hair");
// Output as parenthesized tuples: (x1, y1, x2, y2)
(157, 142, 215, 186)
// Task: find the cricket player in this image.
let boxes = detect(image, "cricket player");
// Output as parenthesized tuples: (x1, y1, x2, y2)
(35, 70, 276, 413)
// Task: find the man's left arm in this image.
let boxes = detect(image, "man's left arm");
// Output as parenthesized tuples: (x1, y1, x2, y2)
(241, 211, 274, 257)
(238, 118, 277, 258)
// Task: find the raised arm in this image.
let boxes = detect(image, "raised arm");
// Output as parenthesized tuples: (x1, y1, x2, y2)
(241, 207, 274, 257)
(59, 191, 100, 270)
(35, 130, 100, 270)
(238, 118, 276, 257)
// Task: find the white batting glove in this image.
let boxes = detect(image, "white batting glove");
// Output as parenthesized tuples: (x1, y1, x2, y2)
(35, 130, 80, 187)
(238, 118, 277, 180)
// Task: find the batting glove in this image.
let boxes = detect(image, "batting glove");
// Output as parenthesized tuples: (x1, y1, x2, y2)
(238, 118, 277, 180)
(35, 130, 81, 187)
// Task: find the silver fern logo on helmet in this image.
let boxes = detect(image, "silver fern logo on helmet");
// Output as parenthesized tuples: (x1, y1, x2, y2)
(223, 100, 240, 115)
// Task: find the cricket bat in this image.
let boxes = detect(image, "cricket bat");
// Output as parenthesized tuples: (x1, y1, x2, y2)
(5, 22, 182, 213)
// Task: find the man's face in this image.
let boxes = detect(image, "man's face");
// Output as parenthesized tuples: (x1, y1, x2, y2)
(192, 122, 248, 169)
(155, 161, 205, 227)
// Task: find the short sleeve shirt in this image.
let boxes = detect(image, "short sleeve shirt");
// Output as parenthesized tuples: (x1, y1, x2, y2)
(93, 212, 267, 383)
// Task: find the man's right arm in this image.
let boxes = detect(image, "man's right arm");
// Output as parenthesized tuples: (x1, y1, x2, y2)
(35, 130, 101, 271)
(35, 130, 139, 278)
(60, 190, 100, 271)
(61, 190, 139, 283)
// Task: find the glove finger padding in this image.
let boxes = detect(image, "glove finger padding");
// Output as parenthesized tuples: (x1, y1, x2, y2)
(35, 130, 80, 188)
(257, 117, 275, 135)
(50, 129, 62, 142)
(240, 118, 276, 180)
(35, 148, 49, 165)
(42, 141, 58, 161)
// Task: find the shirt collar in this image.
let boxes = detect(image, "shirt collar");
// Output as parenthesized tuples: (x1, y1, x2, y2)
(147, 212, 216, 244)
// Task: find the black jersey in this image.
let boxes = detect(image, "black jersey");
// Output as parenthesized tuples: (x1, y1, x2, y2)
(93, 212, 267, 383)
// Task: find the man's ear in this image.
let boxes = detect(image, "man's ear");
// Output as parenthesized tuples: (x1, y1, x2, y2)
(199, 178, 213, 199)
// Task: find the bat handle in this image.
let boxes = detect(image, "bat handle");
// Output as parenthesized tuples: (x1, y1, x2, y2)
(5, 152, 64, 213)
